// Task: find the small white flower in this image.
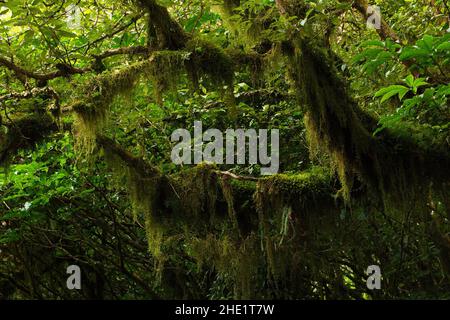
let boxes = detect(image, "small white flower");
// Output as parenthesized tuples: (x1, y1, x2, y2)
(22, 202, 32, 211)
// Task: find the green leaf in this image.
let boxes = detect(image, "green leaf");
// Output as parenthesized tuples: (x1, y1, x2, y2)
(352, 48, 383, 63)
(58, 30, 77, 38)
(436, 42, 450, 51)
(399, 47, 430, 60)
(360, 40, 385, 48)
(375, 85, 410, 103)
(404, 74, 415, 87)
(417, 35, 434, 51)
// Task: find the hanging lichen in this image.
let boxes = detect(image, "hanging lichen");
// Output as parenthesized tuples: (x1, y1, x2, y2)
(188, 233, 261, 299)
(185, 37, 236, 117)
(72, 60, 153, 155)
(254, 167, 337, 281)
(146, 50, 189, 104)
(212, 0, 278, 50)
(97, 136, 166, 261)
(227, 48, 266, 87)
(219, 176, 241, 236)
(136, 0, 189, 50)
(171, 163, 219, 222)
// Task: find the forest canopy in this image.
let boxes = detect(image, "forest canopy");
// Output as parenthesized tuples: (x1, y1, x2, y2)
(0, 0, 449, 300)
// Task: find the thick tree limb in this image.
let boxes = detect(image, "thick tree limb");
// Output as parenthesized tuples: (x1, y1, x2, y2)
(0, 56, 89, 81)
(137, 0, 190, 49)
(0, 87, 60, 106)
(97, 135, 261, 182)
(96, 135, 160, 177)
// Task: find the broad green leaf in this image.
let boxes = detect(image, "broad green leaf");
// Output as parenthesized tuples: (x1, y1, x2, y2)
(404, 74, 415, 87)
(436, 42, 450, 51)
(375, 85, 409, 103)
(360, 40, 385, 48)
(399, 47, 430, 60)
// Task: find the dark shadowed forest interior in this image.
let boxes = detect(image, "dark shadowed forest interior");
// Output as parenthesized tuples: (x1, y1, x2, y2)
(0, 0, 450, 300)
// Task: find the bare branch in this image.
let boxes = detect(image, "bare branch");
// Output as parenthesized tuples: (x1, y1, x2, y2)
(217, 170, 260, 181)
(0, 56, 89, 81)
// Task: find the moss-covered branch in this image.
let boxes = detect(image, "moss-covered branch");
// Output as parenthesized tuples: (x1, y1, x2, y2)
(137, 0, 190, 50)
(0, 114, 58, 165)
